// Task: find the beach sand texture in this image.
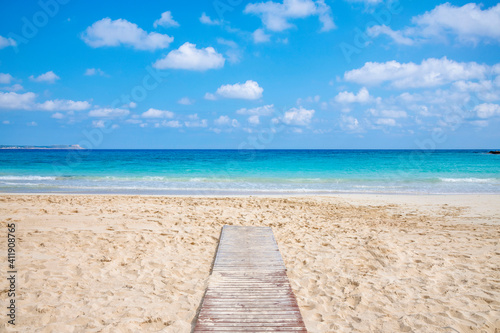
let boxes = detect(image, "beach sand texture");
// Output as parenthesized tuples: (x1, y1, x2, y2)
(1, 194, 499, 332)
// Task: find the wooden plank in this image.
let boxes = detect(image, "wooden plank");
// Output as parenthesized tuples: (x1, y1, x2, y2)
(193, 225, 307, 332)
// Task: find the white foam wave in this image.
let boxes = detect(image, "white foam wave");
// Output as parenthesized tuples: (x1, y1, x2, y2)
(439, 178, 498, 183)
(0, 175, 57, 180)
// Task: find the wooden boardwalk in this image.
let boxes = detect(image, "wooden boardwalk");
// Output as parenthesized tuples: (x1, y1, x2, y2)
(193, 225, 307, 332)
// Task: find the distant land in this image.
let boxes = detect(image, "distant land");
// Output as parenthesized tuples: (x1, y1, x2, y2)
(0, 145, 84, 150)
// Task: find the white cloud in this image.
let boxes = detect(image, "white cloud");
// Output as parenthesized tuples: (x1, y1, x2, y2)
(248, 115, 260, 125)
(368, 3, 500, 45)
(345, 0, 382, 4)
(374, 118, 397, 126)
(213, 116, 240, 128)
(141, 108, 174, 118)
(344, 57, 489, 88)
(82, 18, 173, 50)
(154, 11, 180, 28)
(340, 115, 361, 132)
(279, 106, 315, 126)
(2, 120, 10, 124)
(217, 38, 242, 64)
(244, 0, 335, 32)
(153, 42, 225, 71)
(0, 91, 91, 112)
(29, 71, 60, 84)
(36, 99, 91, 111)
(475, 103, 500, 118)
(89, 108, 129, 117)
(237, 104, 274, 116)
(0, 92, 36, 110)
(92, 120, 106, 128)
(366, 25, 414, 46)
(178, 97, 194, 105)
(470, 120, 488, 127)
(1, 84, 23, 92)
(27, 121, 37, 127)
(204, 93, 217, 100)
(84, 68, 107, 76)
(0, 73, 13, 84)
(51, 112, 64, 119)
(156, 120, 182, 128)
(215, 80, 263, 100)
(253, 29, 271, 43)
(200, 12, 222, 25)
(0, 35, 17, 49)
(368, 108, 407, 118)
(335, 87, 372, 103)
(185, 114, 208, 127)
(214, 115, 230, 126)
(237, 104, 274, 124)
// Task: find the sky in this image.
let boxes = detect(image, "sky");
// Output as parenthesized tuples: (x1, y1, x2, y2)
(0, 0, 499, 149)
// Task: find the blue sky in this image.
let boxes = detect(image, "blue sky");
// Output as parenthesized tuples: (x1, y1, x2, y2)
(0, 0, 499, 149)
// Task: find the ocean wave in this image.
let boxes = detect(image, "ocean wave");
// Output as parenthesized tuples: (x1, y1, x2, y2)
(0, 175, 57, 180)
(439, 177, 499, 183)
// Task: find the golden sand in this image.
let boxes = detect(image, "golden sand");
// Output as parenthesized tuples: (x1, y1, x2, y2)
(1, 194, 499, 332)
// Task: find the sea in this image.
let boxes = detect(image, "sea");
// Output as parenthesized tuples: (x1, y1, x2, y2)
(0, 150, 499, 195)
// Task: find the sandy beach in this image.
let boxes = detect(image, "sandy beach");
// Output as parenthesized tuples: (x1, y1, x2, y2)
(1, 194, 499, 332)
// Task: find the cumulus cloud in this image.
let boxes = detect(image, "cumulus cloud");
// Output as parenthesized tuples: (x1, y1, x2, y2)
(475, 103, 500, 118)
(89, 108, 129, 117)
(345, 0, 382, 4)
(92, 120, 106, 128)
(177, 97, 194, 105)
(344, 57, 489, 88)
(36, 99, 91, 111)
(141, 108, 174, 118)
(1, 84, 23, 92)
(237, 104, 274, 124)
(0, 92, 36, 110)
(276, 106, 315, 126)
(237, 104, 274, 116)
(217, 38, 242, 64)
(199, 12, 222, 25)
(368, 108, 407, 118)
(335, 87, 372, 103)
(374, 118, 397, 126)
(51, 112, 64, 119)
(0, 73, 13, 84)
(82, 18, 173, 50)
(244, 0, 335, 32)
(29, 71, 60, 84)
(184, 114, 208, 128)
(0, 91, 91, 112)
(215, 80, 263, 100)
(204, 93, 217, 100)
(366, 25, 414, 45)
(0, 35, 17, 49)
(214, 115, 240, 127)
(253, 29, 271, 43)
(368, 3, 500, 45)
(340, 115, 361, 132)
(153, 42, 225, 71)
(84, 68, 107, 76)
(155, 120, 182, 128)
(154, 11, 180, 28)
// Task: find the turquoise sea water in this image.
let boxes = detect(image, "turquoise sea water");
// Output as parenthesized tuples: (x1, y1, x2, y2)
(0, 150, 499, 194)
